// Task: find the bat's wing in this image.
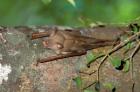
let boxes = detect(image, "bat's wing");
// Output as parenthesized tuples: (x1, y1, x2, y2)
(80, 40, 116, 50)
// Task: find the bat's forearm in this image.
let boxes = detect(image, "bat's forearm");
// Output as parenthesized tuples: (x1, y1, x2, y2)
(36, 51, 87, 65)
(31, 31, 50, 40)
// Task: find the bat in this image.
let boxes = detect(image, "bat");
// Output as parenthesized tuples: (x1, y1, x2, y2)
(31, 27, 119, 65)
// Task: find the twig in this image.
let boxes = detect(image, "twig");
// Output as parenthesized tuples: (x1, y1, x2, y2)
(36, 51, 87, 66)
(79, 70, 96, 75)
(83, 32, 140, 90)
(97, 31, 140, 81)
(87, 54, 105, 67)
(130, 41, 140, 92)
(124, 37, 140, 92)
(83, 81, 96, 90)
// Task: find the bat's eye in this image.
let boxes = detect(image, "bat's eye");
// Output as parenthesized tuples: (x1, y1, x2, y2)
(57, 43, 63, 49)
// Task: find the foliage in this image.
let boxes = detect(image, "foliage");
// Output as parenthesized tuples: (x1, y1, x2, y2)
(123, 60, 130, 72)
(67, 0, 76, 7)
(86, 52, 96, 63)
(109, 56, 122, 68)
(73, 76, 82, 88)
(0, 0, 140, 26)
(95, 81, 100, 92)
(86, 52, 103, 67)
(103, 83, 116, 92)
(41, 0, 52, 5)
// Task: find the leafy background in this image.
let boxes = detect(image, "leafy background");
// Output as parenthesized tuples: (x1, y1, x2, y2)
(0, 0, 140, 26)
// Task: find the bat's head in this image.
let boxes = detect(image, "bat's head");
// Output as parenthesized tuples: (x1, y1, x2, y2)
(43, 40, 63, 50)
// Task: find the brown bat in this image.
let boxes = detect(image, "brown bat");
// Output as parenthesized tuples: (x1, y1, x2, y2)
(31, 28, 119, 65)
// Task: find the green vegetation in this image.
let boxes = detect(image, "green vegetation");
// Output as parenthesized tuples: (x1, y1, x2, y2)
(0, 0, 140, 26)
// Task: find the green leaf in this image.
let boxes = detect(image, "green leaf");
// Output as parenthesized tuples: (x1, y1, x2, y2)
(67, 0, 76, 7)
(133, 26, 139, 33)
(123, 60, 130, 72)
(110, 56, 121, 68)
(86, 52, 96, 63)
(86, 52, 103, 68)
(78, 17, 93, 27)
(103, 83, 114, 90)
(126, 42, 133, 49)
(95, 81, 100, 92)
(130, 24, 139, 33)
(41, 0, 52, 5)
(124, 42, 133, 54)
(73, 76, 82, 88)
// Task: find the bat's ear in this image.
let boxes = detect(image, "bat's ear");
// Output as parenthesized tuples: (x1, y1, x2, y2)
(42, 41, 48, 47)
(50, 29, 57, 37)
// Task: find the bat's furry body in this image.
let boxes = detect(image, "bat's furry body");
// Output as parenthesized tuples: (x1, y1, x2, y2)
(31, 27, 130, 64)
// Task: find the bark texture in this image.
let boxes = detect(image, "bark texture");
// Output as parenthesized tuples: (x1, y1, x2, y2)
(0, 25, 140, 92)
